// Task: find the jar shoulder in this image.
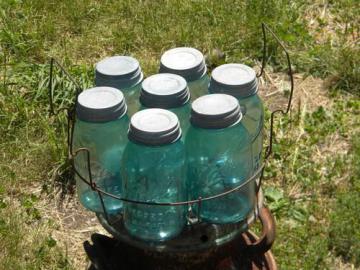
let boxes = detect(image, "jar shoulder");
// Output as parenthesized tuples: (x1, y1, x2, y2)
(186, 123, 250, 139)
(239, 94, 263, 110)
(189, 73, 210, 84)
(73, 116, 129, 149)
(123, 140, 185, 162)
(185, 124, 251, 153)
(74, 116, 129, 132)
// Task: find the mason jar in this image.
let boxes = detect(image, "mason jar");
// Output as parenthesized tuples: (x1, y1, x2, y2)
(159, 47, 209, 101)
(186, 94, 254, 224)
(209, 64, 264, 174)
(95, 55, 143, 116)
(122, 109, 187, 241)
(140, 73, 191, 135)
(73, 87, 129, 214)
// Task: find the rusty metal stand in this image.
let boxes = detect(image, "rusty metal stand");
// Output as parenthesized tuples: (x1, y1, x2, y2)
(84, 207, 276, 270)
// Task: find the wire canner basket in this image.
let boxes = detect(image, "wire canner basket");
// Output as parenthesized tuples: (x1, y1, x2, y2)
(48, 23, 294, 258)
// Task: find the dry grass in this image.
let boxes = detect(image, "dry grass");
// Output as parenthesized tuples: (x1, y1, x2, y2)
(258, 71, 333, 112)
(28, 186, 109, 269)
(304, 1, 359, 46)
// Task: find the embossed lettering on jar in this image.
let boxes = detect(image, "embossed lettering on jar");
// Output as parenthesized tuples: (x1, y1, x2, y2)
(186, 94, 254, 224)
(73, 87, 129, 214)
(122, 109, 187, 241)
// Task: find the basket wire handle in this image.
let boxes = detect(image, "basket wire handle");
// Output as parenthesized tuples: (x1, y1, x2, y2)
(247, 206, 276, 254)
(257, 22, 294, 159)
(48, 58, 102, 215)
(47, 57, 115, 220)
(250, 24, 293, 250)
(48, 57, 83, 169)
(48, 58, 82, 116)
(255, 23, 294, 195)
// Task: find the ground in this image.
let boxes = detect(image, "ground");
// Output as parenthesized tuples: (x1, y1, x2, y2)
(0, 1, 359, 269)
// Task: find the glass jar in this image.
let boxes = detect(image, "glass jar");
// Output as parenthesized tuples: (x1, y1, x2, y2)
(209, 64, 264, 173)
(122, 109, 187, 241)
(140, 73, 191, 135)
(73, 87, 129, 214)
(159, 47, 209, 101)
(186, 94, 254, 224)
(95, 56, 143, 116)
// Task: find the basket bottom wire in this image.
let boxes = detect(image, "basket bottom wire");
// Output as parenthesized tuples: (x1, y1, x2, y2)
(97, 189, 264, 253)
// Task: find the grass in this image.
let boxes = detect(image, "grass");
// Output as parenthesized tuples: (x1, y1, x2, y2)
(0, 0, 359, 269)
(329, 134, 360, 266)
(264, 93, 360, 269)
(0, 202, 71, 269)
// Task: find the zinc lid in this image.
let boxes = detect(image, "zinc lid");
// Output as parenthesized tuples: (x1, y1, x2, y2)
(95, 56, 143, 89)
(128, 108, 181, 145)
(159, 47, 207, 82)
(76, 87, 127, 122)
(190, 94, 242, 129)
(209, 64, 258, 98)
(140, 73, 190, 109)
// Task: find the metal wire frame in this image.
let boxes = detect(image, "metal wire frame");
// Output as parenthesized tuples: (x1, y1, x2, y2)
(48, 58, 81, 161)
(48, 22, 294, 223)
(255, 22, 294, 192)
(258, 23, 294, 157)
(48, 58, 82, 117)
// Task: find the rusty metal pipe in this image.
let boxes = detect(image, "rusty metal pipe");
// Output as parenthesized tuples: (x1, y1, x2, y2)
(247, 207, 276, 254)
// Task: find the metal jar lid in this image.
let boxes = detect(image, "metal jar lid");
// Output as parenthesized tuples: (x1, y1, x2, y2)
(95, 56, 143, 89)
(159, 47, 207, 82)
(140, 73, 190, 109)
(128, 108, 182, 146)
(76, 87, 127, 122)
(209, 64, 258, 98)
(190, 94, 242, 129)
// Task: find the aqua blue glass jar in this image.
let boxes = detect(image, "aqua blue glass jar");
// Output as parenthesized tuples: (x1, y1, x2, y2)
(73, 87, 129, 214)
(186, 94, 254, 224)
(159, 47, 209, 101)
(140, 73, 191, 135)
(95, 56, 143, 116)
(122, 109, 187, 241)
(209, 64, 264, 173)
